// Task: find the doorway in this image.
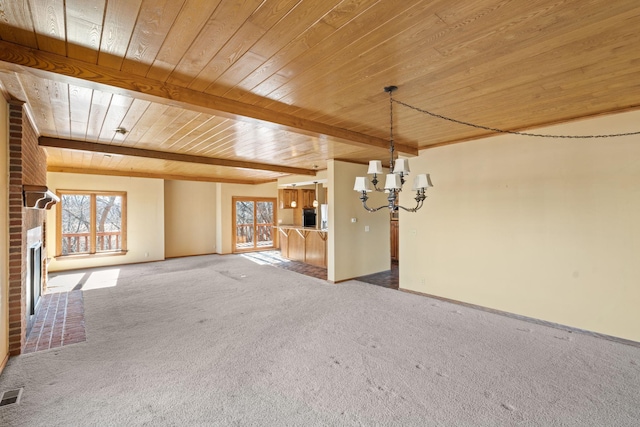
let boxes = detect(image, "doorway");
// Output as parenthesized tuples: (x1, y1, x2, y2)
(233, 197, 277, 252)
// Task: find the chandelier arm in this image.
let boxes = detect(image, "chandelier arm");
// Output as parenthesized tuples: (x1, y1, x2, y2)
(359, 192, 390, 212)
(396, 193, 427, 213)
(365, 204, 391, 212)
(396, 202, 421, 213)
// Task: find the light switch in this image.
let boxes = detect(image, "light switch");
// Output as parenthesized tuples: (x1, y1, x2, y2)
(365, 226, 370, 232)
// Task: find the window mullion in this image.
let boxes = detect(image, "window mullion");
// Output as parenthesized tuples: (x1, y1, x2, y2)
(90, 194, 97, 254)
(253, 201, 258, 249)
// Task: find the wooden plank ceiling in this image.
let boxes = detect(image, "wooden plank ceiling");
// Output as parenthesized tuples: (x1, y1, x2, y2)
(0, 0, 639, 183)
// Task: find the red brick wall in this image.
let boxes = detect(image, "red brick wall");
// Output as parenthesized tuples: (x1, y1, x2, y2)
(8, 100, 48, 356)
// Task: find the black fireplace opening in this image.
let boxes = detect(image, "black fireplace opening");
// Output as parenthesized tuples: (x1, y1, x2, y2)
(26, 242, 42, 336)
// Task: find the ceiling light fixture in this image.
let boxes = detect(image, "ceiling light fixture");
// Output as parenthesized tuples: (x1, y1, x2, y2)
(312, 181, 319, 208)
(290, 184, 297, 208)
(354, 86, 433, 213)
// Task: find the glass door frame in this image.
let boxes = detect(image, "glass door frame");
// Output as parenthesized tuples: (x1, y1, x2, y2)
(232, 197, 277, 253)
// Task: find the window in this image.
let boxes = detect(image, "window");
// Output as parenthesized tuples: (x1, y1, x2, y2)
(233, 197, 276, 252)
(57, 191, 126, 256)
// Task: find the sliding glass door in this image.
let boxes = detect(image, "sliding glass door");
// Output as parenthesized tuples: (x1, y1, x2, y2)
(233, 198, 276, 252)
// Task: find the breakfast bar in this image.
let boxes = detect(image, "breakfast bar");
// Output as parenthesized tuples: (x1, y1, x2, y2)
(277, 226, 327, 268)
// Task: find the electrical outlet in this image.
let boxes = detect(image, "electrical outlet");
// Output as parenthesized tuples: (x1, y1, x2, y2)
(365, 225, 370, 232)
(420, 278, 426, 285)
(351, 217, 357, 223)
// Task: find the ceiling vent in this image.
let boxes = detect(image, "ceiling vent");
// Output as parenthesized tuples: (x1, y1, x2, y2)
(23, 185, 60, 210)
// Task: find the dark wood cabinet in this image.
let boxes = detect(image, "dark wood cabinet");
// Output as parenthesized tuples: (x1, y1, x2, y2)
(390, 219, 399, 261)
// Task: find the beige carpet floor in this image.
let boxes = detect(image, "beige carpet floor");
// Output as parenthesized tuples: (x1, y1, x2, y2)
(1, 254, 639, 426)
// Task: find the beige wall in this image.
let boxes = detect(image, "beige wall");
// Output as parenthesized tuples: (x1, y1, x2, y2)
(216, 182, 278, 254)
(0, 100, 8, 367)
(46, 173, 165, 272)
(164, 180, 216, 258)
(328, 160, 390, 282)
(400, 110, 640, 341)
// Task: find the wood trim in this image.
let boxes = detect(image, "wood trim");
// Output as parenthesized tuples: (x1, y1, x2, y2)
(0, 40, 418, 156)
(0, 352, 9, 375)
(294, 228, 309, 239)
(0, 79, 11, 101)
(40, 137, 315, 176)
(90, 194, 96, 254)
(55, 190, 62, 257)
(54, 251, 128, 260)
(399, 288, 640, 348)
(121, 194, 128, 254)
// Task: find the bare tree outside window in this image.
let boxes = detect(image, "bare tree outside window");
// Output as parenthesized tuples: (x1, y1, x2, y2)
(61, 195, 90, 254)
(58, 191, 126, 256)
(96, 196, 122, 251)
(256, 202, 274, 246)
(236, 201, 254, 246)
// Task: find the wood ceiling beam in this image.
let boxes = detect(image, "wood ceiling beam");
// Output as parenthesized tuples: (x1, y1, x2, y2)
(46, 166, 269, 185)
(0, 40, 418, 156)
(39, 137, 316, 176)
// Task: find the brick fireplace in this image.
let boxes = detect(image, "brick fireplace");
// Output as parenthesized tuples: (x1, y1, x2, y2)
(8, 100, 49, 356)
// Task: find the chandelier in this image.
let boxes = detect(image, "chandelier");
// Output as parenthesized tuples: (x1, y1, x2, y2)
(353, 86, 433, 213)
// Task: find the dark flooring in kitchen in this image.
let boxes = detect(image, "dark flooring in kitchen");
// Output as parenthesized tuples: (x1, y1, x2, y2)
(241, 251, 398, 289)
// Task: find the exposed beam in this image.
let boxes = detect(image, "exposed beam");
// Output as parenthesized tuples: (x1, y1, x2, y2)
(0, 40, 418, 156)
(40, 137, 315, 176)
(46, 166, 270, 185)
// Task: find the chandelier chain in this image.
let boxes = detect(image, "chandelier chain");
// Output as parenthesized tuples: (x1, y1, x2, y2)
(392, 99, 640, 139)
(389, 88, 395, 168)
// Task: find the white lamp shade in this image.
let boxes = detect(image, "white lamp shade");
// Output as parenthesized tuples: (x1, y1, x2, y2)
(353, 176, 372, 192)
(312, 199, 319, 208)
(367, 160, 383, 175)
(384, 173, 402, 190)
(393, 158, 410, 175)
(412, 173, 433, 190)
(290, 200, 297, 208)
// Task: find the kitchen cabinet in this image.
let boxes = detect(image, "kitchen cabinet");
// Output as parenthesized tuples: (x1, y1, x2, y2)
(277, 226, 327, 267)
(279, 189, 298, 209)
(301, 189, 316, 208)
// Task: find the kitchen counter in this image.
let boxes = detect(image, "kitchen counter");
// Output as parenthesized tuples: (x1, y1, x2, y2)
(275, 225, 327, 268)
